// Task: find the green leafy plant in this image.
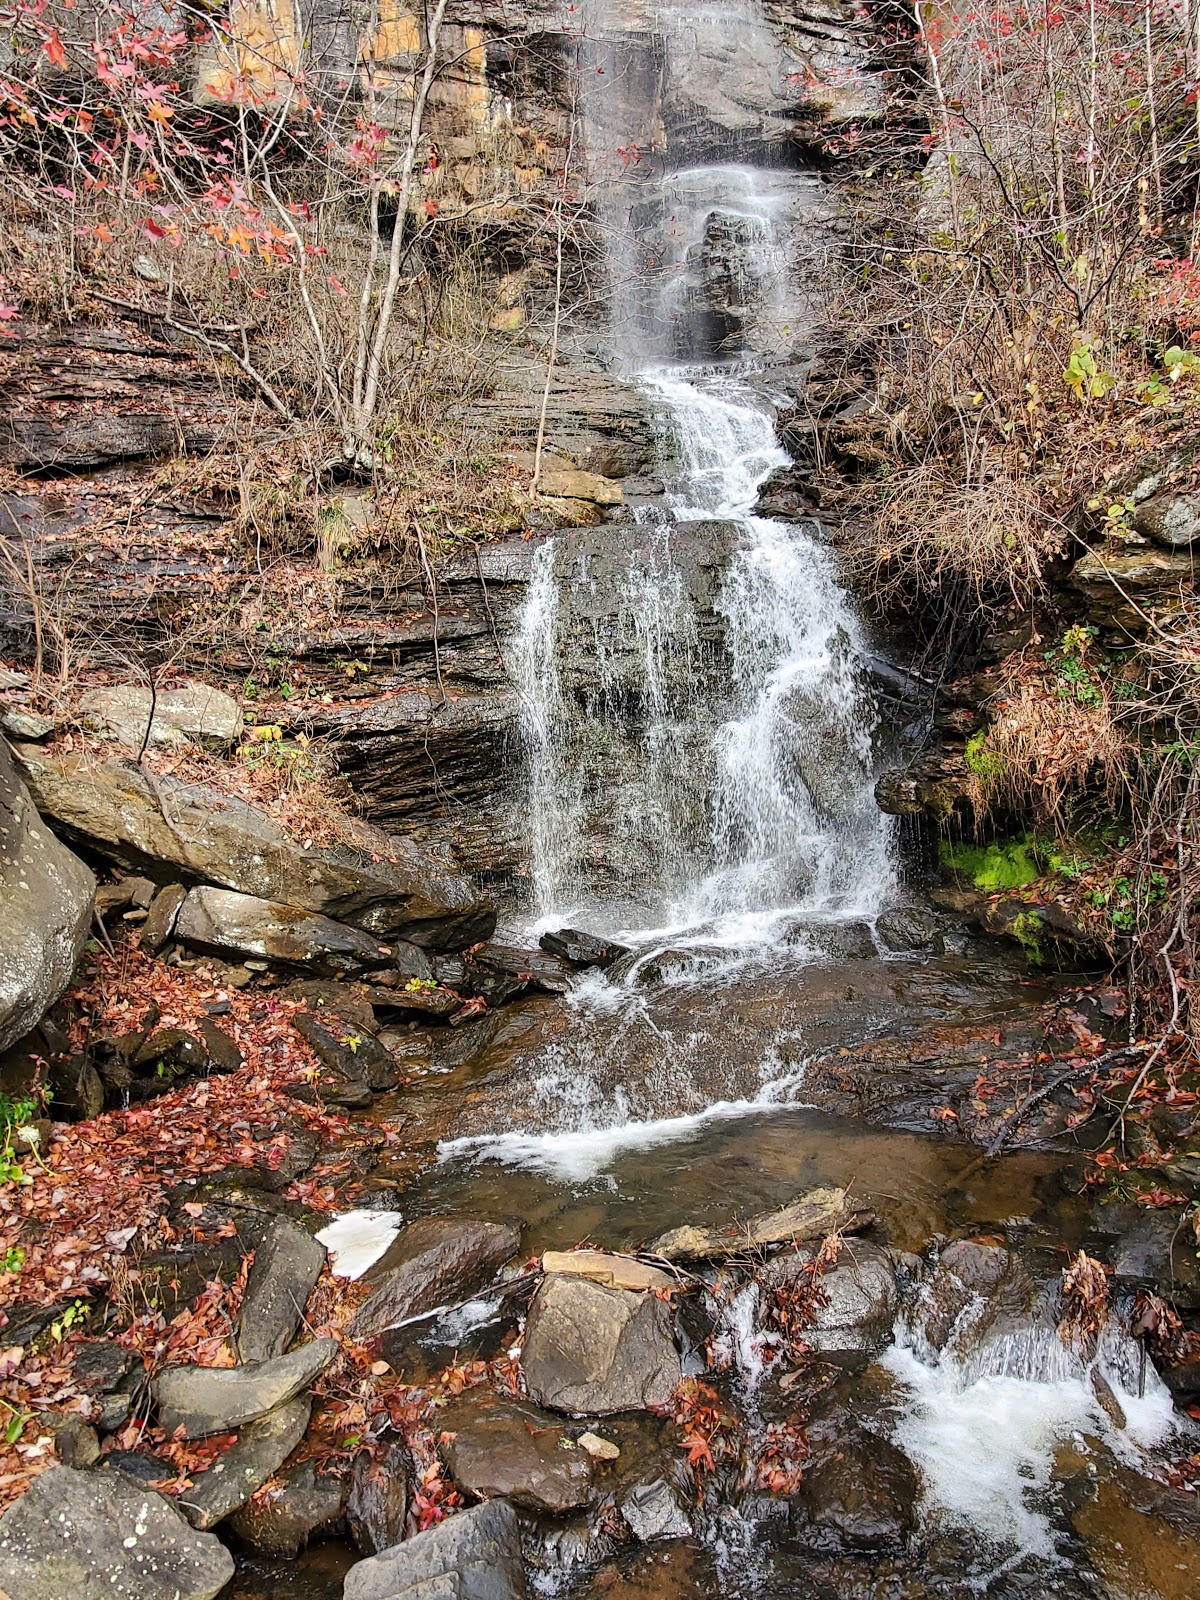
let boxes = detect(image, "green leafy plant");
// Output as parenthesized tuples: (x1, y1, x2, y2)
(1063, 340, 1115, 404)
(1, 1246, 25, 1276)
(1044, 625, 1104, 707)
(49, 1301, 87, 1343)
(403, 977, 439, 994)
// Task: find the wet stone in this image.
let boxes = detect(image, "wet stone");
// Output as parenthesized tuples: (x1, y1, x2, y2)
(154, 1336, 337, 1438)
(73, 1338, 138, 1394)
(226, 1456, 347, 1556)
(139, 882, 187, 952)
(196, 1016, 243, 1073)
(760, 1240, 897, 1355)
(347, 1440, 410, 1556)
(794, 1424, 918, 1554)
(439, 1391, 594, 1515)
(180, 1396, 311, 1530)
(0, 1463, 234, 1600)
(620, 1478, 693, 1542)
(236, 1217, 327, 1365)
(344, 1497, 528, 1600)
(292, 1010, 398, 1092)
(348, 1217, 521, 1341)
(522, 1275, 682, 1416)
(538, 928, 630, 969)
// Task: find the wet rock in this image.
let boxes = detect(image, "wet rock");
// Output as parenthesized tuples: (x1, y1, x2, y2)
(1108, 1208, 1200, 1309)
(236, 1217, 327, 1365)
(81, 681, 243, 752)
(15, 750, 494, 949)
(347, 1440, 410, 1556)
(783, 919, 877, 961)
(522, 1275, 682, 1416)
(761, 1240, 897, 1354)
(48, 1051, 105, 1121)
(439, 1391, 594, 1514)
(0, 1463, 234, 1599)
(226, 1456, 347, 1555)
(393, 940, 434, 980)
(539, 928, 630, 969)
(175, 885, 393, 977)
(875, 904, 944, 953)
(0, 738, 95, 1054)
(649, 1187, 871, 1262)
(477, 943, 575, 995)
(132, 1027, 207, 1076)
(542, 1249, 677, 1294)
(242, 1128, 320, 1193)
(289, 1076, 374, 1109)
(349, 1217, 521, 1341)
(180, 1395, 311, 1530)
(344, 1497, 527, 1600)
(913, 1238, 1044, 1358)
(196, 1016, 242, 1073)
(154, 1336, 337, 1438)
(74, 1339, 138, 1395)
(795, 1425, 917, 1553)
(619, 1478, 693, 1542)
(139, 882, 187, 952)
(292, 1010, 398, 1092)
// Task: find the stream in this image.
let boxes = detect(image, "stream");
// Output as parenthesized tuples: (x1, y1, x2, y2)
(243, 4, 1198, 1594)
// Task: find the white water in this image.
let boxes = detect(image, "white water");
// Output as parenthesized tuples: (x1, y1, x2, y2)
(511, 371, 892, 947)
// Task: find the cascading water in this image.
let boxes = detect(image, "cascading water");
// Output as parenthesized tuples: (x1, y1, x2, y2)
(509, 173, 891, 941)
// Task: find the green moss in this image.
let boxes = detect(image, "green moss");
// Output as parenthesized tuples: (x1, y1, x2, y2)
(939, 837, 1039, 891)
(964, 730, 1006, 781)
(1011, 910, 1045, 965)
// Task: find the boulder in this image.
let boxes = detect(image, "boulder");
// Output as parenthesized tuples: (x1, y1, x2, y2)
(874, 904, 943, 953)
(795, 1425, 917, 1553)
(761, 1240, 897, 1354)
(349, 1218, 521, 1341)
(175, 886, 392, 977)
(438, 1392, 594, 1514)
(226, 1457, 347, 1555)
(16, 750, 494, 949)
(343, 1498, 528, 1600)
(0, 1463, 233, 1600)
(476, 943, 575, 995)
(649, 1187, 872, 1262)
(619, 1477, 693, 1542)
(521, 1275, 681, 1415)
(912, 1238, 1045, 1361)
(538, 928, 629, 969)
(154, 1336, 337, 1438)
(80, 681, 243, 752)
(236, 1217, 327, 1365)
(0, 738, 95, 1053)
(292, 1011, 399, 1092)
(1131, 491, 1200, 549)
(196, 1017, 243, 1073)
(347, 1440, 410, 1555)
(179, 1396, 311, 1530)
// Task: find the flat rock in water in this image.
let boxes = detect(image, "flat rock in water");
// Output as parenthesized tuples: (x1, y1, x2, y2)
(227, 1457, 347, 1556)
(521, 1275, 681, 1415)
(438, 1392, 594, 1515)
(236, 1217, 327, 1364)
(348, 1217, 520, 1341)
(649, 1187, 871, 1261)
(179, 1396, 311, 1530)
(344, 1498, 528, 1600)
(176, 885, 392, 977)
(620, 1477, 693, 1542)
(760, 1240, 897, 1354)
(542, 1249, 677, 1294)
(154, 1336, 337, 1438)
(538, 927, 629, 968)
(0, 1463, 233, 1600)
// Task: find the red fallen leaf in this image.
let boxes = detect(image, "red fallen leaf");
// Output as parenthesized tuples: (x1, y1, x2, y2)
(43, 28, 68, 68)
(1136, 1189, 1186, 1208)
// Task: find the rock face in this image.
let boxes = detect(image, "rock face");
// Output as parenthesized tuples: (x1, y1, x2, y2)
(236, 1218, 327, 1365)
(16, 750, 493, 950)
(761, 1240, 897, 1354)
(175, 886, 393, 976)
(0, 1463, 234, 1600)
(81, 681, 243, 751)
(438, 1392, 594, 1514)
(521, 1275, 682, 1416)
(349, 1218, 521, 1341)
(343, 1498, 528, 1600)
(153, 1337, 337, 1439)
(0, 740, 95, 1053)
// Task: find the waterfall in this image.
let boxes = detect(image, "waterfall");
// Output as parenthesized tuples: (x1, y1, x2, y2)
(508, 0, 893, 943)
